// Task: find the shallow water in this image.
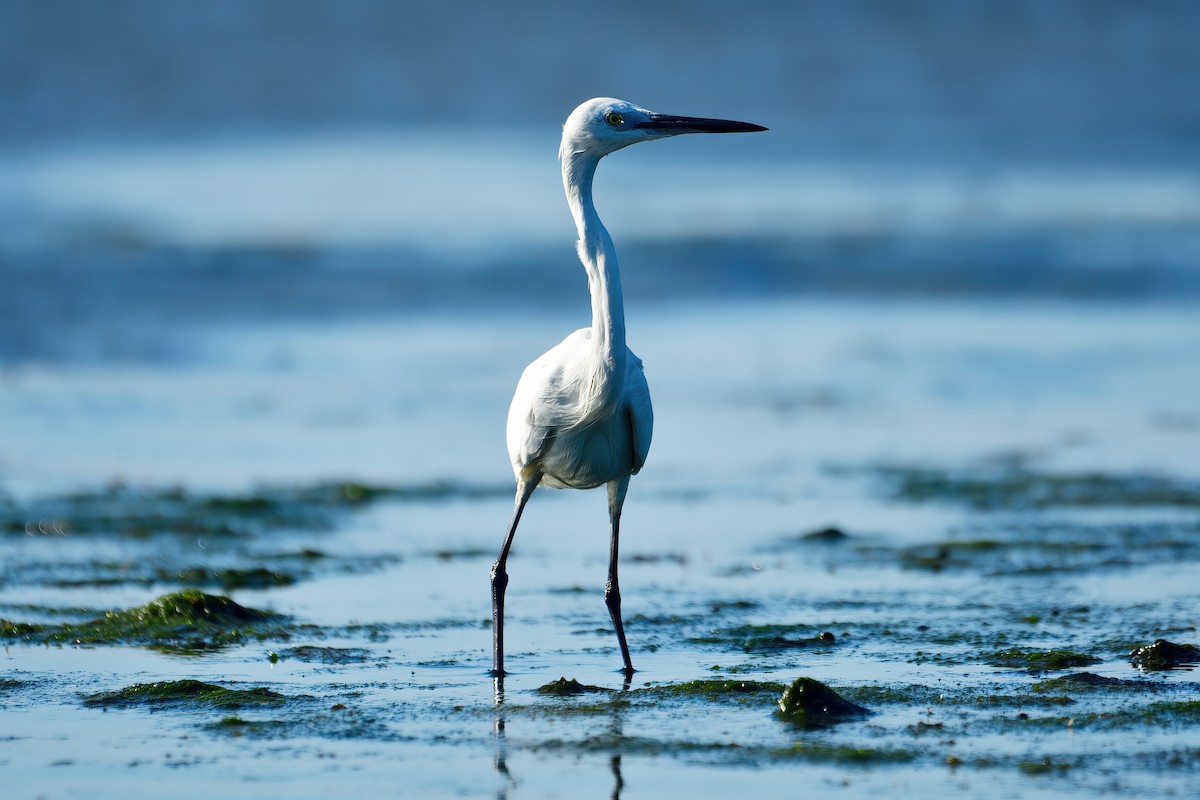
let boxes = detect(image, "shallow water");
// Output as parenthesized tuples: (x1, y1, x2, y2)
(3, 299, 1199, 798)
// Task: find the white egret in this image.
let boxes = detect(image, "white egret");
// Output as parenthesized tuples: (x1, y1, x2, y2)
(491, 98, 766, 677)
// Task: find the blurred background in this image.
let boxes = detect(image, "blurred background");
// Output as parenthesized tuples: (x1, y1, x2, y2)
(1, 0, 1198, 491)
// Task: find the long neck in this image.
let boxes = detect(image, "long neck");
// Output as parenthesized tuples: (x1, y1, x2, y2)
(562, 149, 627, 392)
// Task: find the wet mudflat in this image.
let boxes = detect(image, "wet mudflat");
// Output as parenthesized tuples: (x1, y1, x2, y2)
(2, 300, 1199, 798)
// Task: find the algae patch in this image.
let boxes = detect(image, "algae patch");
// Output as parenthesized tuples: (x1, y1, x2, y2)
(1032, 672, 1150, 693)
(878, 467, 1200, 510)
(1, 480, 507, 541)
(985, 648, 1099, 671)
(777, 677, 870, 728)
(775, 742, 914, 764)
(536, 678, 613, 696)
(636, 679, 786, 703)
(83, 680, 285, 709)
(0, 590, 287, 647)
(1129, 639, 1200, 671)
(690, 623, 840, 653)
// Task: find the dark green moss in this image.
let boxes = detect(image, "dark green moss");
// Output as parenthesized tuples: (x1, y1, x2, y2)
(532, 733, 744, 757)
(1, 620, 42, 637)
(1019, 758, 1072, 775)
(775, 742, 915, 764)
(83, 679, 285, 709)
(1018, 700, 1200, 730)
(432, 548, 492, 561)
(985, 648, 1100, 671)
(1032, 672, 1148, 693)
(505, 698, 632, 717)
(200, 496, 278, 513)
(799, 527, 850, 543)
(536, 678, 613, 696)
(635, 679, 786, 702)
(2, 481, 509, 544)
(0, 590, 286, 647)
(174, 566, 296, 590)
(202, 706, 391, 740)
(689, 623, 840, 653)
(967, 694, 1075, 708)
(880, 467, 1200, 510)
(744, 631, 838, 653)
(839, 684, 942, 706)
(1095, 700, 1200, 728)
(1129, 639, 1200, 670)
(205, 716, 290, 736)
(777, 677, 870, 728)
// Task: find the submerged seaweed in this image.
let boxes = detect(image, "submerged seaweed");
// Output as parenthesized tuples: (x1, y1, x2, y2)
(878, 467, 1200, 510)
(635, 679, 786, 703)
(985, 648, 1100, 671)
(1032, 673, 1150, 692)
(1, 480, 507, 541)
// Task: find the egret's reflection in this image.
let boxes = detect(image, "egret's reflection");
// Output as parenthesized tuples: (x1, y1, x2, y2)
(490, 672, 629, 800)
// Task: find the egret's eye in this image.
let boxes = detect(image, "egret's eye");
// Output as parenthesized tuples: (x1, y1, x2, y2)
(605, 112, 624, 127)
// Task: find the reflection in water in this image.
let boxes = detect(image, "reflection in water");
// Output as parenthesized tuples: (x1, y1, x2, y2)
(610, 755, 624, 800)
(493, 711, 514, 800)
(491, 676, 629, 800)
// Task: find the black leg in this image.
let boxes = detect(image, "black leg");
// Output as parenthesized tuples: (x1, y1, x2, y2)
(491, 475, 539, 678)
(605, 478, 635, 676)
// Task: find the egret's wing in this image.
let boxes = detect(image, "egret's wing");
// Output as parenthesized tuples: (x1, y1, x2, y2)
(507, 330, 590, 474)
(624, 350, 653, 474)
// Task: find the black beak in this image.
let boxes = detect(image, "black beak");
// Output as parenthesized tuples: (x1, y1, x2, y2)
(634, 113, 767, 134)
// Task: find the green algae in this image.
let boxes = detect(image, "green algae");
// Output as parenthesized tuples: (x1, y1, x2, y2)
(532, 733, 746, 758)
(1019, 758, 1073, 775)
(83, 680, 285, 709)
(964, 694, 1075, 708)
(777, 677, 870, 728)
(46, 566, 298, 591)
(1020, 700, 1200, 731)
(879, 467, 1200, 510)
(842, 682, 1075, 710)
(635, 679, 786, 703)
(174, 566, 296, 590)
(432, 547, 492, 561)
(536, 678, 613, 696)
(1, 480, 507, 543)
(207, 715, 289, 736)
(203, 705, 393, 740)
(840, 684, 943, 706)
(775, 742, 915, 764)
(0, 590, 287, 647)
(1032, 672, 1151, 693)
(507, 698, 632, 717)
(1129, 639, 1200, 671)
(689, 623, 841, 653)
(985, 648, 1100, 671)
(798, 526, 850, 543)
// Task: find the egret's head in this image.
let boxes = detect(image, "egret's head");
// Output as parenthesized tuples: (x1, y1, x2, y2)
(560, 98, 766, 161)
